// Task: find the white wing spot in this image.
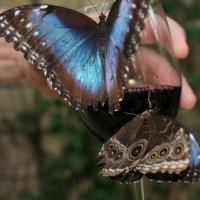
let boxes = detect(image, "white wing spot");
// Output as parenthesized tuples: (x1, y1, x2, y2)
(26, 23, 32, 29)
(30, 52, 39, 61)
(43, 70, 47, 76)
(20, 18, 24, 23)
(40, 5, 48, 9)
(5, 30, 11, 35)
(131, 3, 136, 8)
(14, 10, 21, 16)
(34, 31, 39, 36)
(135, 25, 140, 32)
(13, 36, 18, 42)
(0, 23, 5, 28)
(39, 61, 45, 68)
(21, 45, 27, 51)
(16, 32, 21, 38)
(9, 26, 14, 31)
(0, 16, 4, 21)
(180, 128, 184, 133)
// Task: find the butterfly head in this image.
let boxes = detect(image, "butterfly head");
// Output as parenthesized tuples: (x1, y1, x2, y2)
(99, 13, 106, 21)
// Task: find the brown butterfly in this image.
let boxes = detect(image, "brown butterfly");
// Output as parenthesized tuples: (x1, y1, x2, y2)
(98, 110, 200, 183)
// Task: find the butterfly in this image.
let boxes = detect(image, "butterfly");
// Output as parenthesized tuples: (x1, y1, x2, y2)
(0, 0, 149, 113)
(98, 110, 200, 183)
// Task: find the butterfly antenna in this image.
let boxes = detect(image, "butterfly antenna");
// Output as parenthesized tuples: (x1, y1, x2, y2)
(88, 0, 100, 15)
(102, 0, 108, 14)
(123, 112, 137, 116)
(104, 2, 113, 16)
(147, 91, 152, 109)
(148, 91, 159, 111)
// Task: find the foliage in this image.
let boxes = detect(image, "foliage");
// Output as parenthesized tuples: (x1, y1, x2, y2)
(1, 98, 134, 200)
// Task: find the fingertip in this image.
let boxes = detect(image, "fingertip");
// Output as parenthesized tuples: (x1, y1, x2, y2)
(180, 92, 197, 110)
(173, 40, 189, 59)
(179, 76, 197, 110)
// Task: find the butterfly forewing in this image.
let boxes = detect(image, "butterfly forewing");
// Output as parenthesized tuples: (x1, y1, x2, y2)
(0, 5, 106, 110)
(107, 0, 148, 57)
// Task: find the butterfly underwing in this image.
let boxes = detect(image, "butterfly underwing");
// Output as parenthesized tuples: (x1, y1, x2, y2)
(0, 0, 149, 113)
(98, 110, 200, 183)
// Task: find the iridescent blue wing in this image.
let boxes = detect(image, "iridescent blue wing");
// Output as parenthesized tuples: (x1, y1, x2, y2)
(105, 0, 148, 111)
(182, 133, 200, 182)
(0, 5, 105, 110)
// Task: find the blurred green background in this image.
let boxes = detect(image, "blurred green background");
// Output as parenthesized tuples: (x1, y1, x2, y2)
(0, 0, 200, 200)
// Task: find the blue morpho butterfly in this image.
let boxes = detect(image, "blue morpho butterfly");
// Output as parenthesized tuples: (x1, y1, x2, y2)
(0, 0, 149, 113)
(98, 108, 200, 183)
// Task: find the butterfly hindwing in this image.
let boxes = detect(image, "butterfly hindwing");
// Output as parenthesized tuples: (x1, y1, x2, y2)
(99, 111, 200, 183)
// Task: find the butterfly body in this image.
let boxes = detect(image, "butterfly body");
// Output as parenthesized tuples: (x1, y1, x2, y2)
(0, 1, 149, 112)
(98, 110, 200, 183)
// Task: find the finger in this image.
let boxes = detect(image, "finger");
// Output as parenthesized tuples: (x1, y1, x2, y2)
(167, 17, 189, 59)
(0, 38, 61, 99)
(133, 48, 180, 86)
(179, 75, 197, 110)
(141, 15, 189, 59)
(0, 38, 26, 80)
(24, 65, 61, 99)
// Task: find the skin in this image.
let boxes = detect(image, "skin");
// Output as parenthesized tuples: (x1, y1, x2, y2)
(166, 18, 196, 110)
(0, 14, 196, 110)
